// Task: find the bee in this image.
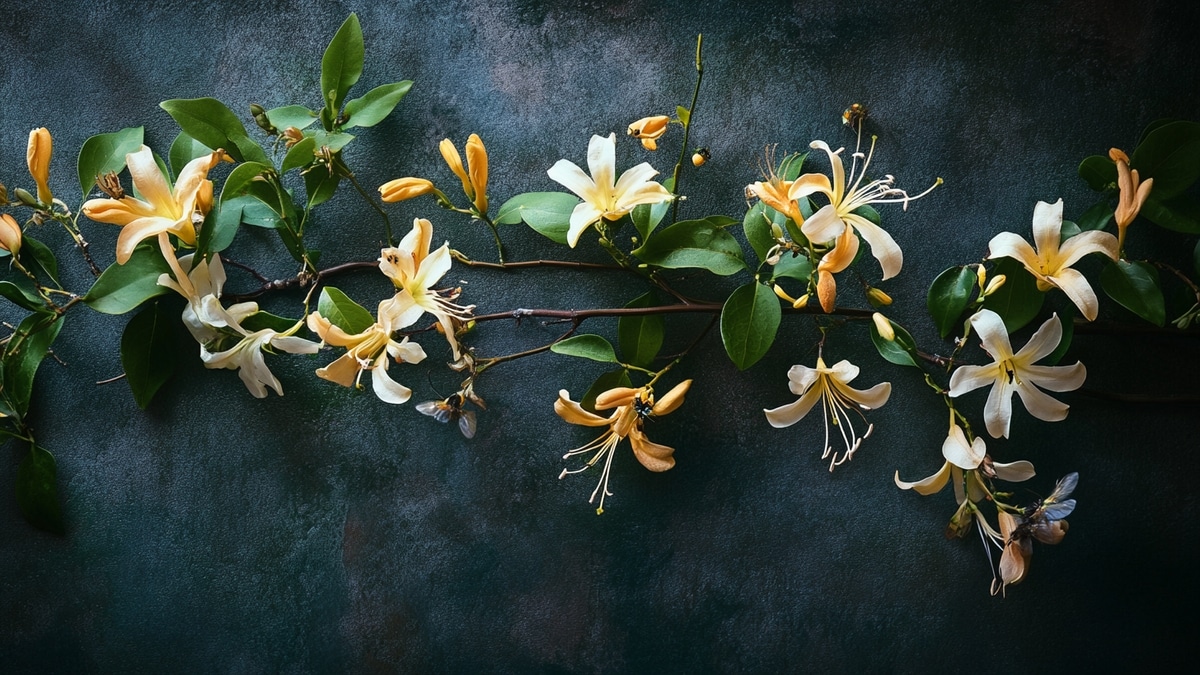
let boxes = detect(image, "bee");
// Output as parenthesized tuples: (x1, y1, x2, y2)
(416, 393, 477, 439)
(1015, 472, 1077, 545)
(633, 395, 655, 420)
(842, 103, 867, 128)
(691, 147, 711, 167)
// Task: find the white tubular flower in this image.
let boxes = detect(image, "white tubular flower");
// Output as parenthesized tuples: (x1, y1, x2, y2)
(895, 423, 1035, 498)
(198, 296, 319, 398)
(949, 310, 1086, 439)
(307, 299, 428, 405)
(546, 133, 674, 248)
(986, 199, 1118, 321)
(764, 358, 891, 470)
(158, 253, 256, 343)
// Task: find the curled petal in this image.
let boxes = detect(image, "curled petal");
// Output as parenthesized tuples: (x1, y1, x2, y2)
(1048, 267, 1100, 321)
(1014, 381, 1070, 422)
(968, 309, 1015, 361)
(800, 203, 844, 243)
(595, 387, 640, 410)
(371, 359, 414, 405)
(764, 383, 824, 428)
(844, 213, 903, 280)
(942, 424, 985, 470)
(630, 428, 676, 472)
(555, 391, 611, 427)
(894, 462, 951, 495)
(993, 460, 1036, 482)
(652, 379, 692, 416)
(785, 363, 821, 395)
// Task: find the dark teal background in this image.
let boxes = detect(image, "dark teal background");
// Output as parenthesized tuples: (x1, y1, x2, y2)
(2, 0, 1199, 671)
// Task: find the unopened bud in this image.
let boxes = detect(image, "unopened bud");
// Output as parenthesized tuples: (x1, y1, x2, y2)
(250, 103, 278, 136)
(691, 147, 711, 167)
(793, 293, 809, 309)
(976, 264, 987, 290)
(983, 274, 1007, 297)
(26, 127, 52, 205)
(1108, 147, 1130, 164)
(773, 284, 797, 304)
(866, 287, 893, 308)
(872, 312, 895, 341)
(14, 187, 38, 207)
(770, 222, 784, 240)
(379, 177, 435, 203)
(0, 213, 22, 255)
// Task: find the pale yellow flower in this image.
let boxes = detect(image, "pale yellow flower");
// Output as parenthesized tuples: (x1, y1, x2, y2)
(894, 423, 1035, 498)
(26, 127, 52, 205)
(556, 380, 692, 514)
(814, 224, 859, 313)
(307, 299, 428, 404)
(764, 357, 890, 470)
(986, 199, 1117, 321)
(745, 148, 804, 226)
(194, 295, 319, 398)
(627, 115, 670, 151)
(82, 145, 226, 264)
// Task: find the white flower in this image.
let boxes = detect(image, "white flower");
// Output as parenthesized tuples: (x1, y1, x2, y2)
(764, 357, 891, 470)
(158, 253, 258, 344)
(986, 199, 1118, 321)
(306, 299, 428, 405)
(894, 423, 1035, 499)
(198, 296, 319, 398)
(546, 133, 674, 247)
(948, 309, 1086, 439)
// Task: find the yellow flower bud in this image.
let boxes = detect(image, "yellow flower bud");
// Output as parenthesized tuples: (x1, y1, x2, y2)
(866, 287, 893, 308)
(26, 127, 52, 205)
(983, 274, 1007, 297)
(793, 293, 809, 309)
(465, 133, 488, 214)
(872, 312, 895, 341)
(0, 213, 22, 255)
(976, 264, 987, 290)
(627, 115, 670, 141)
(772, 283, 797, 304)
(379, 177, 435, 203)
(439, 138, 473, 200)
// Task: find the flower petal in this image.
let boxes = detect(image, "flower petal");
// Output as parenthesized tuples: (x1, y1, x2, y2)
(651, 379, 692, 416)
(894, 462, 951, 495)
(832, 380, 891, 410)
(844, 213, 903, 280)
(942, 424, 985, 470)
(586, 133, 617, 193)
(809, 140, 845, 201)
(315, 352, 361, 387)
(948, 364, 995, 397)
(371, 360, 413, 405)
(986, 232, 1041, 271)
(788, 172, 834, 201)
(800, 204, 844, 243)
(764, 383, 824, 428)
(1056, 229, 1118, 269)
(630, 429, 676, 472)
(546, 159, 599, 204)
(1014, 381, 1070, 422)
(126, 146, 177, 217)
(1031, 199, 1064, 260)
(993, 460, 1036, 482)
(968, 309, 1015, 361)
(983, 378, 1014, 439)
(566, 202, 603, 248)
(785, 363, 821, 395)
(1023, 362, 1086, 392)
(114, 216, 173, 264)
(595, 387, 639, 410)
(1014, 313, 1063, 364)
(1048, 267, 1100, 321)
(555, 391, 611, 427)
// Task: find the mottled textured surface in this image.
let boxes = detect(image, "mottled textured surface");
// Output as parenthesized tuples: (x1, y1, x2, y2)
(1, 0, 1198, 671)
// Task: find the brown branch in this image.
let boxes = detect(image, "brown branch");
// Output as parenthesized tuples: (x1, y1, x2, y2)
(225, 261, 379, 303)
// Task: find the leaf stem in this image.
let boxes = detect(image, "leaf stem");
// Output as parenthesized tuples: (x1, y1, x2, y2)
(670, 34, 703, 224)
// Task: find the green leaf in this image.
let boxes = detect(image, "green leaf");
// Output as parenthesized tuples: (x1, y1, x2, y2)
(76, 126, 144, 198)
(318, 287, 374, 335)
(1139, 193, 1200, 234)
(281, 137, 317, 174)
(720, 282, 781, 370)
(550, 334, 618, 363)
(853, 204, 881, 226)
(266, 105, 318, 131)
(307, 130, 355, 153)
(1043, 305, 1075, 366)
(581, 368, 632, 413)
(1131, 120, 1200, 200)
(168, 132, 212, 179)
(676, 105, 691, 127)
(241, 311, 300, 333)
(159, 98, 268, 164)
(121, 301, 178, 409)
(1138, 118, 1176, 144)
(201, 197, 242, 254)
(1100, 259, 1165, 326)
(927, 266, 977, 339)
(495, 192, 578, 244)
(0, 280, 44, 312)
(618, 292, 664, 368)
(240, 198, 282, 228)
(743, 202, 775, 264)
(19, 236, 59, 286)
(342, 81, 413, 129)
(632, 218, 747, 276)
(15, 444, 64, 535)
(771, 252, 812, 282)
(1079, 155, 1116, 192)
(304, 167, 341, 209)
(981, 258, 1045, 332)
(778, 152, 808, 181)
(1077, 200, 1114, 231)
(1059, 220, 1081, 242)
(2, 313, 64, 418)
(870, 317, 919, 368)
(703, 215, 739, 228)
(321, 13, 364, 119)
(83, 244, 172, 314)
(632, 200, 670, 241)
(221, 161, 273, 201)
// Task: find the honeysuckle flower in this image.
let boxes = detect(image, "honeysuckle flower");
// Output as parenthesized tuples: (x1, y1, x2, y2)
(745, 148, 804, 226)
(556, 380, 692, 514)
(872, 312, 895, 341)
(949, 309, 1086, 439)
(379, 177, 435, 203)
(790, 139, 939, 280)
(814, 224, 859, 312)
(894, 422, 1035, 498)
(986, 199, 1117, 321)
(307, 299, 428, 404)
(1110, 147, 1153, 255)
(546, 133, 674, 248)
(156, 253, 258, 344)
(0, 213, 22, 255)
(82, 145, 226, 264)
(764, 357, 891, 470)
(378, 218, 475, 359)
(26, 127, 52, 205)
(627, 115, 670, 151)
(197, 295, 319, 398)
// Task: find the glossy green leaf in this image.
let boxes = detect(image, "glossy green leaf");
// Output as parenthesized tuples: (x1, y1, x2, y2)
(619, 292, 664, 368)
(76, 126, 143, 198)
(2, 313, 64, 418)
(581, 368, 632, 413)
(853, 204, 881, 226)
(703, 215, 739, 228)
(307, 130, 355, 153)
(121, 301, 178, 409)
(266, 105, 318, 131)
(927, 266, 977, 339)
(981, 258, 1045, 332)
(676, 105, 691, 127)
(1138, 118, 1176, 144)
(201, 197, 242, 254)
(304, 166, 340, 209)
(221, 161, 272, 201)
(239, 198, 282, 228)
(19, 236, 59, 286)
(495, 192, 578, 244)
(167, 132, 212, 179)
(318, 287, 374, 335)
(771, 252, 812, 282)
(241, 311, 300, 333)
(1077, 200, 1114, 231)
(1130, 120, 1200, 199)
(632, 199, 671, 241)
(321, 13, 364, 119)
(778, 152, 807, 181)
(1079, 155, 1116, 192)
(1100, 259, 1165, 326)
(0, 280, 44, 312)
(743, 202, 775, 264)
(159, 97, 268, 164)
(550, 334, 618, 363)
(632, 218, 747, 276)
(83, 244, 172, 314)
(16, 444, 64, 535)
(721, 282, 781, 370)
(342, 81, 413, 129)
(1059, 220, 1081, 242)
(1139, 194, 1200, 234)
(870, 316, 919, 368)
(281, 137, 317, 174)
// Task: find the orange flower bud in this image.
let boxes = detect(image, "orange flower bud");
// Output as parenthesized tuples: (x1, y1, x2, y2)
(0, 213, 22, 255)
(465, 134, 488, 213)
(439, 138, 473, 200)
(26, 127, 52, 205)
(379, 177, 435, 203)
